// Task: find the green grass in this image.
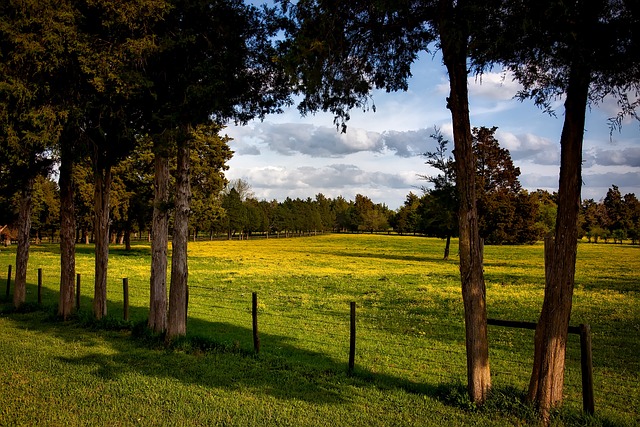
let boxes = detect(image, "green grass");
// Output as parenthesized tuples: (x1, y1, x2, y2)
(0, 234, 638, 426)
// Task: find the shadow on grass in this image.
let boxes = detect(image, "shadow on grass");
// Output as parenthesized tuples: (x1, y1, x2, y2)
(1, 285, 446, 407)
(26, 243, 153, 258)
(1, 284, 631, 427)
(315, 249, 450, 265)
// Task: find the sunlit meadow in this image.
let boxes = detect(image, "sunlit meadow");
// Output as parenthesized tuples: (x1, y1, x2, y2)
(0, 234, 638, 426)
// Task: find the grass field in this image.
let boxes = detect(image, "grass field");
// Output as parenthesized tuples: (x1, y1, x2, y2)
(0, 234, 638, 426)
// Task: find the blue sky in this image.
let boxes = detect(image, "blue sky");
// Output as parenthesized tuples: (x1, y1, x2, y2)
(224, 52, 640, 210)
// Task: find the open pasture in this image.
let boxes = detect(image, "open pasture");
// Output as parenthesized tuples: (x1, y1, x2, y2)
(0, 234, 638, 426)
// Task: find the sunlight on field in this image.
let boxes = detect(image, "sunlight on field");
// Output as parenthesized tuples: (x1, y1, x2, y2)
(0, 234, 638, 425)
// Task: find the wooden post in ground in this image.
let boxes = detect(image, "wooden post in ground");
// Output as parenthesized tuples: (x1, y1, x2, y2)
(123, 278, 129, 321)
(349, 301, 356, 374)
(37, 268, 43, 304)
(76, 273, 81, 311)
(6, 265, 11, 298)
(252, 292, 260, 353)
(579, 324, 595, 414)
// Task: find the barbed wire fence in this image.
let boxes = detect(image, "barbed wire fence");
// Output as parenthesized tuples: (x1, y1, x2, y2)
(4, 263, 639, 422)
(185, 281, 639, 421)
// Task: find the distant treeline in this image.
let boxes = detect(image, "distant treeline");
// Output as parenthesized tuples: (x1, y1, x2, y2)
(1, 171, 637, 245)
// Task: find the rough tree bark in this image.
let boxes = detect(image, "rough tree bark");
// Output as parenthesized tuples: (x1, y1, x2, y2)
(13, 177, 34, 309)
(124, 228, 131, 251)
(438, 1, 491, 402)
(443, 235, 451, 261)
(527, 64, 590, 421)
(148, 150, 170, 333)
(167, 134, 191, 340)
(58, 139, 76, 319)
(93, 161, 112, 319)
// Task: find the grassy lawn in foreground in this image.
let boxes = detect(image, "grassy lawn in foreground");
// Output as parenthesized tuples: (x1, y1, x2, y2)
(0, 234, 638, 426)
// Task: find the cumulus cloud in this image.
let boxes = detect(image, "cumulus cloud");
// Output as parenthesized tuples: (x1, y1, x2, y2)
(251, 122, 384, 158)
(382, 128, 434, 158)
(494, 129, 559, 164)
(592, 91, 640, 125)
(233, 143, 261, 156)
(436, 72, 523, 101)
(469, 72, 524, 101)
(519, 173, 559, 190)
(594, 147, 640, 167)
(583, 171, 640, 189)
(243, 164, 413, 193)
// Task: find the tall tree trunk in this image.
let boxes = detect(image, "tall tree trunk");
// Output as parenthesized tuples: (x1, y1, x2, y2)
(124, 228, 131, 251)
(149, 150, 169, 333)
(528, 64, 590, 421)
(13, 178, 34, 309)
(439, 2, 491, 403)
(443, 235, 451, 260)
(167, 134, 191, 340)
(58, 141, 76, 319)
(93, 162, 112, 319)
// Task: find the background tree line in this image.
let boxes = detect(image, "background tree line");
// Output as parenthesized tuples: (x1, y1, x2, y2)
(0, 0, 289, 339)
(2, 160, 638, 247)
(2, 0, 637, 418)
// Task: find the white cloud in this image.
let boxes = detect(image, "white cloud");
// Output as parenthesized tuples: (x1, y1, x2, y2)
(469, 72, 524, 101)
(519, 173, 559, 190)
(583, 171, 640, 189)
(382, 128, 434, 158)
(242, 122, 385, 158)
(594, 147, 640, 167)
(221, 57, 639, 209)
(494, 129, 559, 164)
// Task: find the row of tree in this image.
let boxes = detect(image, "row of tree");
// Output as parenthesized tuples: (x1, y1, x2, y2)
(1, 123, 559, 246)
(1, 0, 289, 342)
(2, 0, 638, 419)
(4, 159, 638, 252)
(278, 0, 639, 419)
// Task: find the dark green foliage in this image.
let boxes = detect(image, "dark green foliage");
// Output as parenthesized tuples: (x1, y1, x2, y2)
(480, 0, 640, 124)
(581, 186, 640, 244)
(418, 127, 541, 245)
(392, 193, 422, 235)
(146, 0, 291, 133)
(473, 127, 537, 244)
(418, 128, 458, 241)
(279, 0, 434, 130)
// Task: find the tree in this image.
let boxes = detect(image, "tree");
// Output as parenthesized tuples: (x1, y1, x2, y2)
(221, 179, 254, 239)
(280, 0, 495, 401)
(624, 193, 640, 244)
(532, 190, 557, 239)
(0, 0, 65, 308)
(603, 185, 627, 234)
(31, 176, 60, 243)
(419, 128, 458, 258)
(393, 192, 421, 235)
(111, 137, 154, 250)
(143, 0, 290, 340)
(473, 126, 538, 244)
(483, 0, 640, 417)
(222, 188, 247, 239)
(78, 0, 167, 320)
(190, 125, 233, 240)
(331, 196, 353, 232)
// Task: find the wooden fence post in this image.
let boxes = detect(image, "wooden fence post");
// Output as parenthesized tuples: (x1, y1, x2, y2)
(349, 301, 356, 373)
(76, 273, 81, 311)
(489, 318, 594, 415)
(579, 324, 595, 414)
(252, 292, 260, 353)
(6, 265, 11, 298)
(123, 278, 129, 321)
(37, 268, 43, 305)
